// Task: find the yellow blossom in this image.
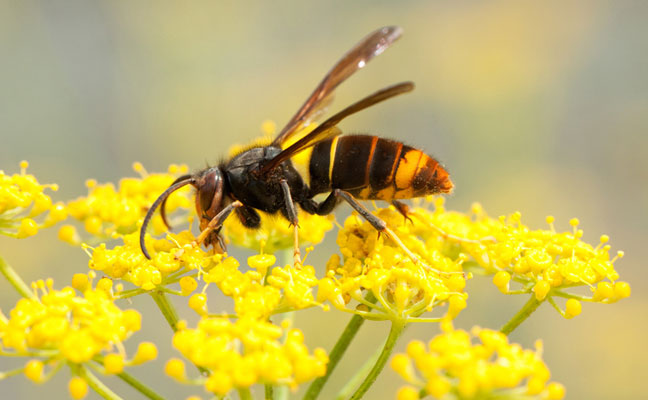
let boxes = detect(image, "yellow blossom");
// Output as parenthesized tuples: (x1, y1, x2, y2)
(165, 358, 187, 381)
(223, 208, 334, 253)
(0, 277, 147, 368)
(24, 359, 44, 382)
(104, 353, 125, 374)
(393, 327, 564, 399)
(65, 163, 192, 239)
(68, 376, 89, 399)
(0, 161, 66, 238)
(171, 317, 328, 395)
(132, 342, 158, 364)
(317, 205, 466, 323)
(88, 230, 217, 291)
(203, 255, 320, 319)
(409, 199, 629, 318)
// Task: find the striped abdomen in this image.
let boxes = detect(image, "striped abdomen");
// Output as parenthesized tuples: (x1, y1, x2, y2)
(307, 135, 453, 200)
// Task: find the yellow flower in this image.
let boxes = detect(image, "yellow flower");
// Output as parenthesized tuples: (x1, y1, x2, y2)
(392, 326, 564, 400)
(65, 163, 192, 240)
(223, 209, 334, 253)
(171, 317, 328, 395)
(0, 276, 149, 368)
(317, 205, 466, 323)
(68, 376, 89, 399)
(88, 230, 217, 291)
(0, 161, 66, 238)
(409, 199, 630, 318)
(203, 254, 320, 319)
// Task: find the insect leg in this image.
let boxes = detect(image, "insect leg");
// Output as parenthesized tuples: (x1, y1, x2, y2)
(279, 179, 302, 266)
(335, 190, 452, 274)
(392, 200, 488, 243)
(235, 205, 261, 228)
(193, 200, 243, 249)
(391, 200, 413, 224)
(300, 190, 340, 216)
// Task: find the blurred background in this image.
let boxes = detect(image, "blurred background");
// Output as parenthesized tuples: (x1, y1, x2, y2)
(1, 1, 647, 399)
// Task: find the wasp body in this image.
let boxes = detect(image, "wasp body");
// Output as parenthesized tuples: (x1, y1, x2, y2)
(140, 26, 453, 263)
(304, 135, 452, 201)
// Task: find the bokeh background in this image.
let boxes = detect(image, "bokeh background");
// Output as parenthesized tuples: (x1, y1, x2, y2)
(2, 1, 647, 399)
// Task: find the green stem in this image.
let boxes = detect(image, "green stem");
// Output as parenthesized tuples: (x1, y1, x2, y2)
(302, 293, 376, 400)
(92, 356, 165, 400)
(116, 370, 166, 400)
(79, 364, 124, 400)
(149, 290, 180, 332)
(265, 384, 274, 399)
(116, 288, 147, 299)
(0, 366, 26, 379)
(0, 254, 36, 299)
(238, 387, 252, 400)
(349, 321, 406, 400)
(547, 296, 565, 317)
(500, 295, 542, 335)
(149, 290, 209, 376)
(159, 287, 183, 296)
(334, 339, 384, 400)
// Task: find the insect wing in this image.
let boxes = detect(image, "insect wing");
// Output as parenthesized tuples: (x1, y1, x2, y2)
(262, 82, 414, 173)
(272, 26, 403, 147)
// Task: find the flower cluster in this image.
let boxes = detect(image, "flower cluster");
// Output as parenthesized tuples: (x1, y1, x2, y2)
(224, 209, 334, 253)
(0, 159, 631, 400)
(194, 253, 320, 319)
(0, 275, 156, 395)
(61, 163, 192, 243)
(88, 230, 218, 291)
(405, 199, 630, 318)
(0, 161, 66, 238)
(392, 326, 565, 400)
(168, 317, 328, 395)
(317, 206, 467, 324)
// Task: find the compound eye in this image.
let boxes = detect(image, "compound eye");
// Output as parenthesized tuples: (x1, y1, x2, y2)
(197, 169, 224, 218)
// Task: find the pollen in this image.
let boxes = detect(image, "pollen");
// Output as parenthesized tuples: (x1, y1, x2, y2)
(165, 358, 187, 381)
(533, 280, 551, 301)
(188, 293, 208, 315)
(564, 299, 582, 319)
(396, 386, 420, 400)
(393, 327, 563, 400)
(24, 360, 44, 382)
(319, 205, 465, 323)
(103, 353, 125, 374)
(0, 278, 149, 369)
(65, 164, 192, 239)
(179, 276, 198, 296)
(493, 271, 511, 292)
(430, 203, 630, 315)
(224, 209, 334, 254)
(68, 377, 89, 399)
(132, 342, 158, 364)
(0, 162, 65, 239)
(171, 317, 328, 395)
(58, 224, 80, 245)
(88, 230, 216, 291)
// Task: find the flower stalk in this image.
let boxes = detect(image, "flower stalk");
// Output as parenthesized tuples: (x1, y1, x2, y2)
(150, 290, 180, 332)
(334, 339, 384, 400)
(302, 292, 376, 400)
(115, 369, 166, 400)
(78, 364, 124, 400)
(349, 320, 406, 400)
(500, 295, 543, 335)
(0, 254, 36, 299)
